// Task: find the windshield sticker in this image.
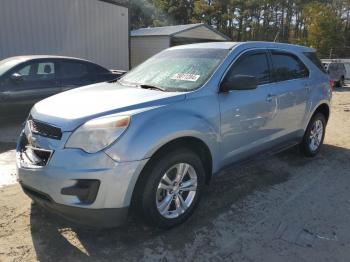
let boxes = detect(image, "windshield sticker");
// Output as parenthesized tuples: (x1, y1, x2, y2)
(171, 73, 200, 82)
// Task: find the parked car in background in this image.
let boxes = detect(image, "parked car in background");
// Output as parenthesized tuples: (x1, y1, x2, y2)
(322, 61, 346, 88)
(0, 56, 122, 120)
(17, 42, 331, 229)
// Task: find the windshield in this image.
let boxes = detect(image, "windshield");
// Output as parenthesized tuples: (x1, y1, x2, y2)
(119, 48, 229, 92)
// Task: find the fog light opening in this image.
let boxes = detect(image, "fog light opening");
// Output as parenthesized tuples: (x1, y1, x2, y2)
(61, 179, 100, 204)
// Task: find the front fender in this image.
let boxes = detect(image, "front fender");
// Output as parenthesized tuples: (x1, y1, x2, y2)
(104, 98, 221, 171)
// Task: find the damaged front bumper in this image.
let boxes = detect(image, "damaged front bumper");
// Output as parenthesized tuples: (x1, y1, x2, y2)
(16, 122, 148, 227)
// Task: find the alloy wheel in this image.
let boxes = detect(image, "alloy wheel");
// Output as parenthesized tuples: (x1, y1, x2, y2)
(309, 119, 324, 152)
(156, 163, 197, 219)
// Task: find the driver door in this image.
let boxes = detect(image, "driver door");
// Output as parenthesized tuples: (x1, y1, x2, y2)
(219, 50, 278, 165)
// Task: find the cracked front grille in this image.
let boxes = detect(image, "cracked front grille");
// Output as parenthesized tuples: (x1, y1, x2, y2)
(17, 134, 53, 167)
(28, 116, 62, 140)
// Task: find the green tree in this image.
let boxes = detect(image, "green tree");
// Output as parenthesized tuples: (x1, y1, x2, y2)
(152, 0, 195, 24)
(129, 0, 350, 57)
(303, 2, 344, 57)
(130, 0, 155, 29)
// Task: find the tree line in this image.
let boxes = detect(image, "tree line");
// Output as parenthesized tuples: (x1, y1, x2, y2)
(130, 0, 350, 58)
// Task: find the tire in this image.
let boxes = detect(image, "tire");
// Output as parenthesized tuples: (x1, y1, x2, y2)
(300, 113, 326, 157)
(340, 77, 345, 88)
(136, 148, 205, 228)
(336, 77, 344, 88)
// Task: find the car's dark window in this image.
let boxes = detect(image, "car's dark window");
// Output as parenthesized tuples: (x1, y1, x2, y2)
(329, 63, 337, 70)
(226, 52, 270, 85)
(13, 61, 56, 81)
(90, 64, 110, 74)
(271, 51, 309, 82)
(303, 52, 327, 73)
(59, 61, 88, 79)
(338, 63, 346, 70)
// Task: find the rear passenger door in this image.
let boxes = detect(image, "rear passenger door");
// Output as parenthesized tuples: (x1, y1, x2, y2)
(57, 60, 91, 91)
(268, 50, 310, 137)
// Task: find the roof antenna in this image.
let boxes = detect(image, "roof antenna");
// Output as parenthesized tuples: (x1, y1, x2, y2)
(274, 31, 280, 42)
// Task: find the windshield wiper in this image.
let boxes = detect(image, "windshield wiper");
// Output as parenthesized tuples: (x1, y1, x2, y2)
(139, 84, 166, 92)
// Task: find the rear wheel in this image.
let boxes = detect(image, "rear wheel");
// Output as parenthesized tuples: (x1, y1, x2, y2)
(137, 149, 205, 228)
(340, 77, 345, 88)
(336, 77, 345, 88)
(300, 113, 326, 157)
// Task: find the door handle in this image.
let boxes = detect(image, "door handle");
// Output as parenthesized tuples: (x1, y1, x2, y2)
(304, 84, 311, 92)
(266, 94, 276, 102)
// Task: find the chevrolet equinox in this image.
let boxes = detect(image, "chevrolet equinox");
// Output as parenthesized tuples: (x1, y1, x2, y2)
(17, 42, 332, 228)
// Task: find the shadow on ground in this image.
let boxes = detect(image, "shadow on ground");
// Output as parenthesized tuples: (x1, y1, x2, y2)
(28, 144, 350, 261)
(0, 142, 16, 154)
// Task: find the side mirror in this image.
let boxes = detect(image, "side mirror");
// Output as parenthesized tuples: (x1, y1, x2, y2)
(220, 75, 258, 92)
(10, 73, 23, 84)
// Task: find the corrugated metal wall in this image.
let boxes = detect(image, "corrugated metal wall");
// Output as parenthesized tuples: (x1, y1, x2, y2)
(0, 0, 129, 70)
(130, 36, 170, 68)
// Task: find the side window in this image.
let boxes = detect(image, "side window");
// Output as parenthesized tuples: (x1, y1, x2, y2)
(226, 52, 270, 85)
(18, 65, 31, 76)
(59, 61, 88, 79)
(271, 52, 309, 82)
(303, 52, 327, 73)
(90, 64, 110, 75)
(37, 62, 55, 75)
(13, 61, 56, 81)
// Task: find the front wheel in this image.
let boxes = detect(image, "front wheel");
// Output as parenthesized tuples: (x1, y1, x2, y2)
(137, 149, 205, 228)
(300, 113, 326, 157)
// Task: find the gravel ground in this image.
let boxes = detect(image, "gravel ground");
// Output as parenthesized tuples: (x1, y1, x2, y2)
(0, 88, 350, 262)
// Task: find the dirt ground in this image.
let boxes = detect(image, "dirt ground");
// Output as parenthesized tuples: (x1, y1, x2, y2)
(1, 88, 350, 262)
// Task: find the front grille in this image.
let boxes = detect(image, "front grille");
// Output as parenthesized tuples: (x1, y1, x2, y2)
(28, 116, 62, 140)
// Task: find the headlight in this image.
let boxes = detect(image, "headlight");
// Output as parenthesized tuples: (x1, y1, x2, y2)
(65, 115, 130, 153)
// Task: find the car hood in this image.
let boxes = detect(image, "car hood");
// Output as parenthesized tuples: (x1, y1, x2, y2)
(31, 82, 186, 131)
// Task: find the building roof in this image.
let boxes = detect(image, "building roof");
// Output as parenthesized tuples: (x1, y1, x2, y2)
(98, 0, 128, 8)
(131, 23, 230, 41)
(170, 41, 314, 52)
(170, 42, 238, 50)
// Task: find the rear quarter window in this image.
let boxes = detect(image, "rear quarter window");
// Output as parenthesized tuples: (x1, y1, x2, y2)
(59, 61, 88, 79)
(303, 52, 327, 73)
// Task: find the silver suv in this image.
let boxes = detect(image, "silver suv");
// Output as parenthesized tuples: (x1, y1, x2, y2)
(322, 61, 347, 87)
(17, 42, 332, 228)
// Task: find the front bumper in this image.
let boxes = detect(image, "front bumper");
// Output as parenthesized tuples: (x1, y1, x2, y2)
(21, 183, 128, 227)
(16, 130, 148, 227)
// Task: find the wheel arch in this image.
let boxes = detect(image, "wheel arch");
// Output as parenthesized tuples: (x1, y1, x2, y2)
(312, 103, 330, 124)
(130, 136, 213, 210)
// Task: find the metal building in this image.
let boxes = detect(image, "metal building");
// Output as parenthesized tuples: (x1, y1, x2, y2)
(130, 23, 230, 68)
(0, 0, 129, 70)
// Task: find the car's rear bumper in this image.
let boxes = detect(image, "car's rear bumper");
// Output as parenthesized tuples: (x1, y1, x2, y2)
(21, 183, 128, 227)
